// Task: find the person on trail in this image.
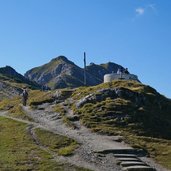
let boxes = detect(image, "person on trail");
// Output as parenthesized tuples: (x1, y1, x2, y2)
(22, 88, 28, 106)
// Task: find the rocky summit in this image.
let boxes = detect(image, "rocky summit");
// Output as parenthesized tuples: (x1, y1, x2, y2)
(24, 56, 124, 89)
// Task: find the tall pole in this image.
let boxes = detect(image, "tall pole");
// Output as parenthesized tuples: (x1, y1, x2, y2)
(84, 52, 86, 86)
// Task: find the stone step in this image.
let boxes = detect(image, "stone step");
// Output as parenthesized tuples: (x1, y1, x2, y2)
(116, 157, 141, 164)
(100, 148, 146, 155)
(114, 154, 137, 158)
(98, 148, 147, 157)
(116, 157, 140, 162)
(122, 165, 156, 171)
(120, 161, 147, 167)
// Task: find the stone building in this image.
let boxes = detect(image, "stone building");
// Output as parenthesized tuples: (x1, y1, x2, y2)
(104, 72, 139, 83)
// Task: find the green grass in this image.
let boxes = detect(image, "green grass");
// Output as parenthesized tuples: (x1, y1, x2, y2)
(0, 96, 21, 110)
(29, 57, 62, 75)
(124, 134, 171, 169)
(0, 87, 74, 111)
(62, 115, 78, 129)
(1, 80, 171, 169)
(8, 105, 33, 121)
(73, 80, 171, 138)
(28, 90, 55, 106)
(72, 80, 171, 169)
(0, 95, 32, 121)
(35, 128, 79, 156)
(90, 124, 171, 169)
(72, 80, 151, 99)
(0, 116, 91, 171)
(0, 90, 55, 111)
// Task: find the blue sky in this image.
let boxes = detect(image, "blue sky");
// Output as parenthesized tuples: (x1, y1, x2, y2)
(0, 0, 171, 98)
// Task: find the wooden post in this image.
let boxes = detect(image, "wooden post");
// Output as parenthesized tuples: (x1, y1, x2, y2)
(84, 52, 86, 86)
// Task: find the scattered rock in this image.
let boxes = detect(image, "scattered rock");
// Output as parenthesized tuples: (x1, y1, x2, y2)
(76, 88, 145, 108)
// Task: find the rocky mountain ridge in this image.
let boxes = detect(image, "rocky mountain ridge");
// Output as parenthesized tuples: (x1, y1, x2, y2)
(25, 56, 125, 89)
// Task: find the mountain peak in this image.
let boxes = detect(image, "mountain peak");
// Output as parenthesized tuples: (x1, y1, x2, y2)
(50, 56, 76, 66)
(0, 65, 17, 76)
(51, 56, 69, 62)
(25, 56, 131, 89)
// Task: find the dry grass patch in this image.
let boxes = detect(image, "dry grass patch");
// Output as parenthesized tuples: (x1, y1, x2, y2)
(0, 116, 90, 171)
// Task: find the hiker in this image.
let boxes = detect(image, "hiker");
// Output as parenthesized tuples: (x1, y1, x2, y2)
(22, 88, 28, 106)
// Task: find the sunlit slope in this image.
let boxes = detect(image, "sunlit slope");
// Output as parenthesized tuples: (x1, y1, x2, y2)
(73, 80, 171, 139)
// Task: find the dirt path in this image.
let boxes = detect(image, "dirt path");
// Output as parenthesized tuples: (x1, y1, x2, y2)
(0, 104, 170, 171)
(22, 104, 122, 171)
(26, 125, 69, 164)
(0, 111, 99, 171)
(23, 102, 170, 171)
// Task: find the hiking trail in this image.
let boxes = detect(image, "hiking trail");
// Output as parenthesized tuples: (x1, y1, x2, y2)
(0, 100, 169, 171)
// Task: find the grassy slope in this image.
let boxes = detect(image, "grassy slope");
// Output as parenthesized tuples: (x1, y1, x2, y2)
(72, 80, 171, 138)
(0, 89, 65, 124)
(35, 128, 79, 156)
(0, 89, 89, 170)
(0, 117, 90, 171)
(27, 60, 60, 75)
(72, 80, 171, 169)
(0, 90, 54, 110)
(0, 72, 40, 90)
(1, 80, 171, 169)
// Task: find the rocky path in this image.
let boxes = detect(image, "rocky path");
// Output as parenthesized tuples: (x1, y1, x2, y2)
(0, 104, 170, 171)
(22, 104, 122, 171)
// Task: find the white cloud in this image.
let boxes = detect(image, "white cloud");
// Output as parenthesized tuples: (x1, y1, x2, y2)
(132, 4, 157, 22)
(147, 4, 157, 15)
(135, 7, 145, 15)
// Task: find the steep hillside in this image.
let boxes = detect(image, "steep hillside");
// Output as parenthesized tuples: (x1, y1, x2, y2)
(0, 66, 40, 100)
(72, 80, 171, 139)
(1, 80, 171, 169)
(25, 56, 125, 89)
(71, 80, 171, 168)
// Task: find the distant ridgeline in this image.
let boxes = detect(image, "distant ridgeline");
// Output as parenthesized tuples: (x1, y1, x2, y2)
(0, 56, 140, 95)
(24, 56, 139, 89)
(0, 66, 40, 89)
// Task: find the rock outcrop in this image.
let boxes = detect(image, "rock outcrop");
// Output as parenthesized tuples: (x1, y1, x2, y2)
(76, 88, 145, 108)
(73, 80, 171, 139)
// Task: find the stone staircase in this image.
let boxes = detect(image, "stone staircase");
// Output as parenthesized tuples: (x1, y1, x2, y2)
(113, 150, 156, 171)
(99, 149, 156, 171)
